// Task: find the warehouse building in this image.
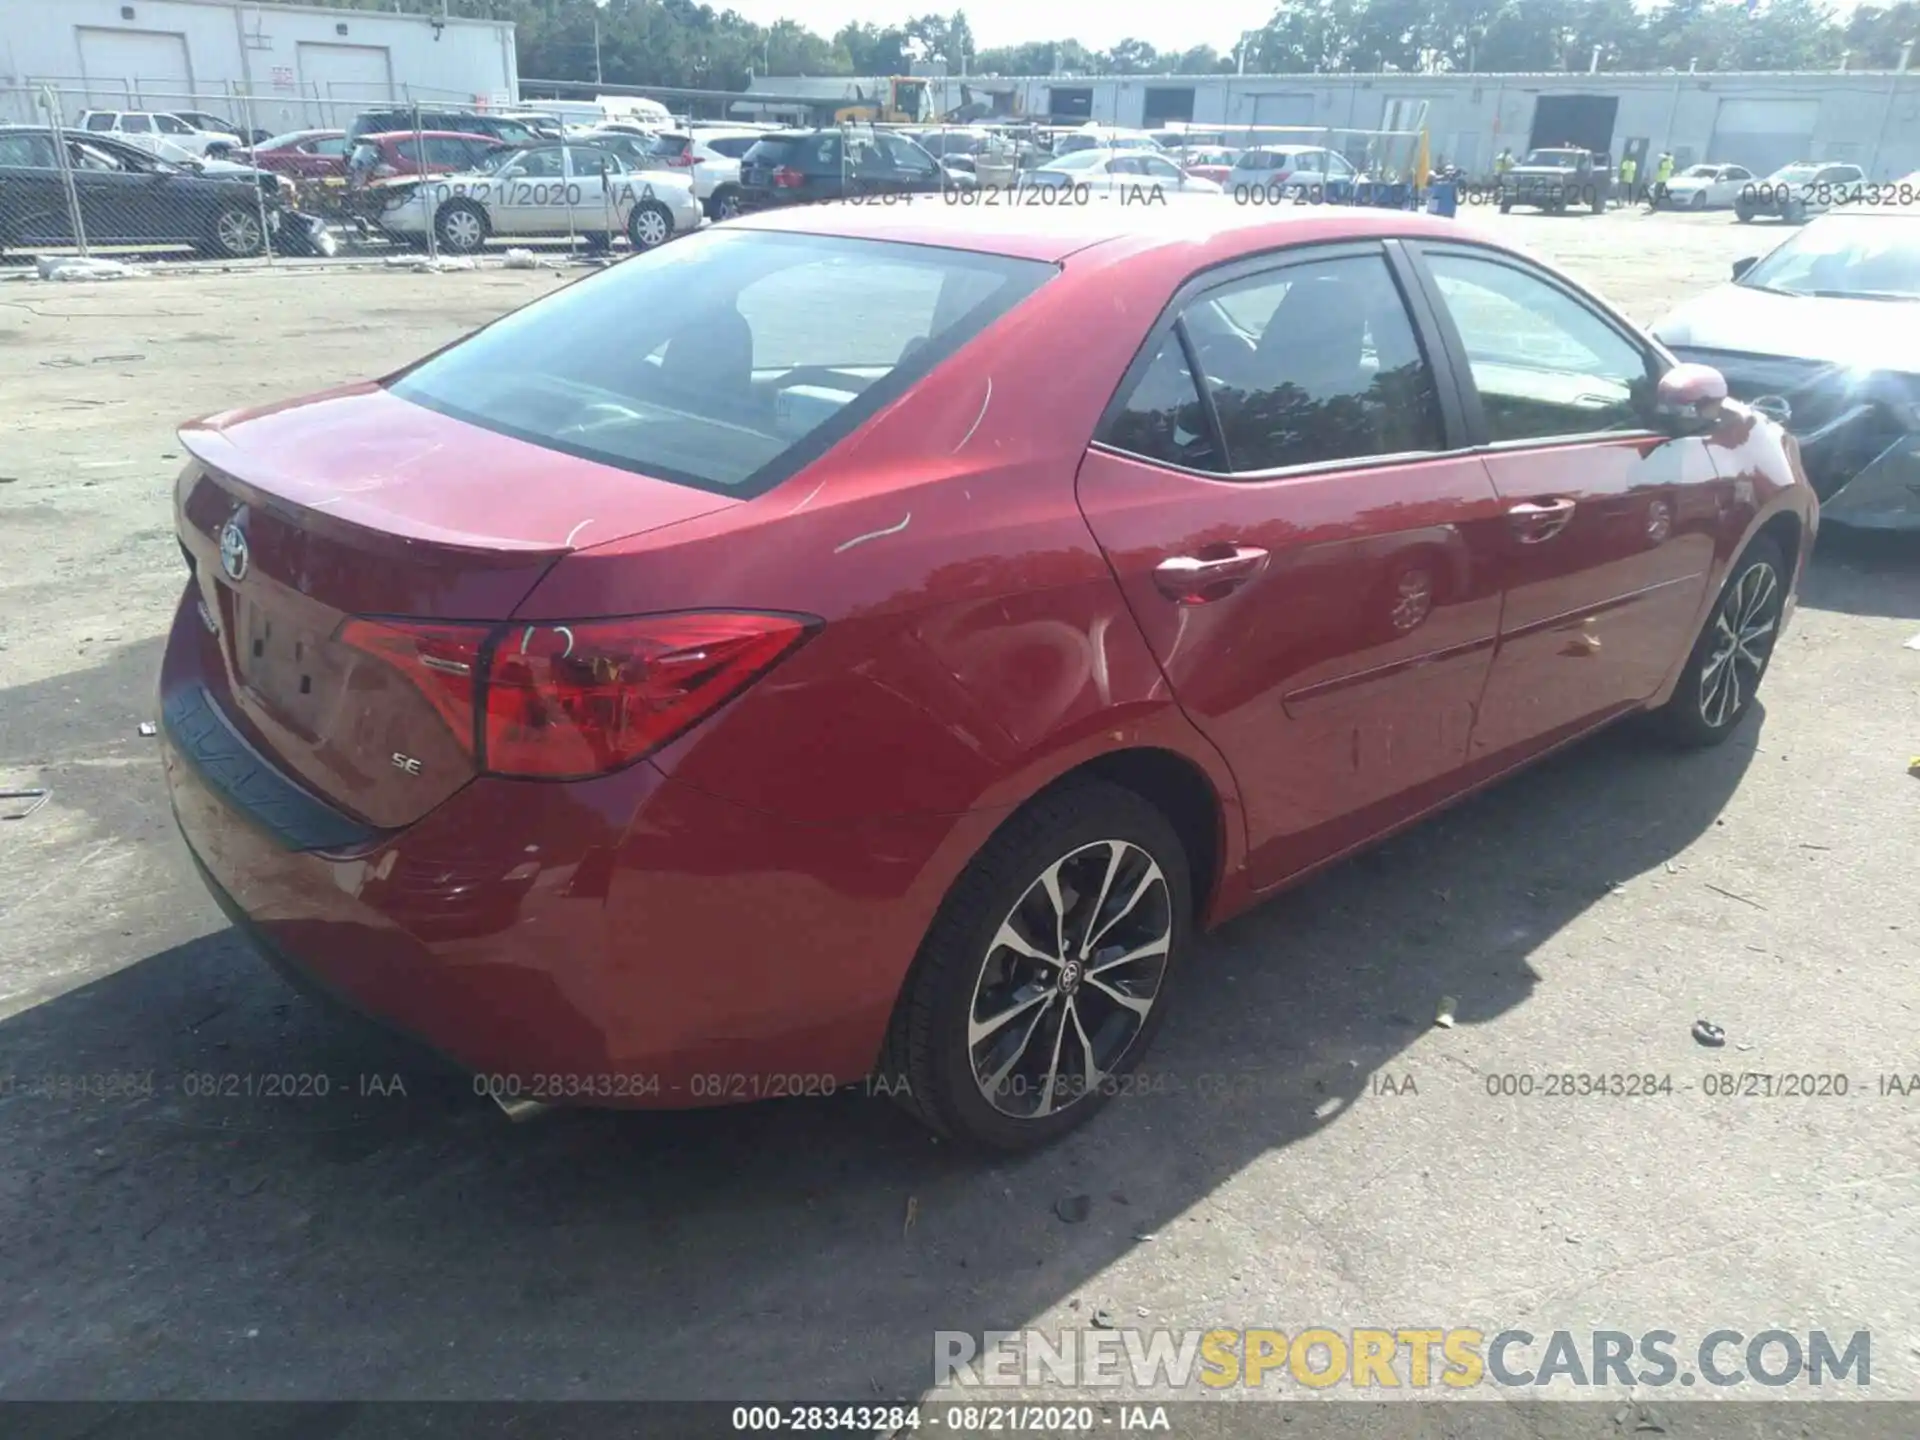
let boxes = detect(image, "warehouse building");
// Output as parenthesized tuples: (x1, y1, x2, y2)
(745, 69, 1920, 180)
(0, 0, 518, 131)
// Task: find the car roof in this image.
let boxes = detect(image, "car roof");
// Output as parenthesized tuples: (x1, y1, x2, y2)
(726, 199, 1480, 264)
(361, 130, 504, 143)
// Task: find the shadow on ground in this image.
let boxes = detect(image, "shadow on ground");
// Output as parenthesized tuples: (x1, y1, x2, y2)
(0, 709, 1757, 1405)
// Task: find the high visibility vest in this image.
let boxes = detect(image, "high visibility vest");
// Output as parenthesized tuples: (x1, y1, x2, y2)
(1656, 157, 1674, 182)
(1619, 158, 1637, 184)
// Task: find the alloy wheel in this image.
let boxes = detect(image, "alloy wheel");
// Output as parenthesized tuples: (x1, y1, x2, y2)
(1699, 560, 1781, 729)
(967, 839, 1171, 1120)
(217, 210, 263, 255)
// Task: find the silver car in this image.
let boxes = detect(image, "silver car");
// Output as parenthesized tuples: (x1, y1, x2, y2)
(378, 141, 700, 254)
(1652, 206, 1920, 528)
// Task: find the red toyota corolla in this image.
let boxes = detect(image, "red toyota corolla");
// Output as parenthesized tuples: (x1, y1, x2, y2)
(161, 203, 1816, 1150)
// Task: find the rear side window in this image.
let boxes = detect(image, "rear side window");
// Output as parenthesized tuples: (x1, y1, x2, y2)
(745, 135, 839, 171)
(156, 114, 192, 135)
(647, 133, 692, 158)
(121, 114, 153, 134)
(389, 231, 1054, 496)
(1102, 253, 1445, 475)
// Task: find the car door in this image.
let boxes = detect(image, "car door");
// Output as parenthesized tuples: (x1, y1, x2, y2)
(1404, 244, 1721, 764)
(0, 132, 71, 246)
(491, 144, 565, 233)
(66, 139, 175, 242)
(565, 144, 625, 234)
(1076, 244, 1510, 891)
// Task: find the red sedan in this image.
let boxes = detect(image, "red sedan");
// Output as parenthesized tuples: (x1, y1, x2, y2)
(346, 130, 506, 186)
(243, 129, 350, 180)
(160, 204, 1816, 1150)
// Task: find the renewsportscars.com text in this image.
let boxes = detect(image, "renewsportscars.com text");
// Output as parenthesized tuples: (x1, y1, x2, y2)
(935, 1327, 1871, 1391)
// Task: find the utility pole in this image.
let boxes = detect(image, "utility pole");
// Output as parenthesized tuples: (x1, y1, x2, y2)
(593, 17, 604, 85)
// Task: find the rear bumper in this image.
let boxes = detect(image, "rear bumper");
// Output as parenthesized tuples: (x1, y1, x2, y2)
(161, 604, 979, 1105)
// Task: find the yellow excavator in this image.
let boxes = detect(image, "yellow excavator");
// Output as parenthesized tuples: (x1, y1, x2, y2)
(834, 77, 932, 125)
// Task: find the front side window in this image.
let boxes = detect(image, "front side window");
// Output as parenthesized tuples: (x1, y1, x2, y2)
(156, 114, 192, 135)
(389, 231, 1053, 496)
(513, 147, 565, 178)
(880, 134, 938, 176)
(312, 135, 349, 157)
(1425, 251, 1653, 443)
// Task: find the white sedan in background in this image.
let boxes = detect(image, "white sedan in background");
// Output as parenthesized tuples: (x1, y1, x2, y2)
(376, 141, 700, 253)
(1664, 162, 1757, 210)
(1024, 148, 1225, 197)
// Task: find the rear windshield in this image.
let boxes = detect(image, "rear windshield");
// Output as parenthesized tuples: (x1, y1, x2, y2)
(646, 132, 691, 157)
(744, 134, 835, 170)
(388, 230, 1055, 497)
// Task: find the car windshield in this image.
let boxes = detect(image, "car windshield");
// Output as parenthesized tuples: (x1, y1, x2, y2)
(1680, 165, 1718, 179)
(1524, 149, 1582, 165)
(1739, 213, 1920, 299)
(1039, 150, 1104, 172)
(1768, 164, 1820, 183)
(388, 230, 1055, 496)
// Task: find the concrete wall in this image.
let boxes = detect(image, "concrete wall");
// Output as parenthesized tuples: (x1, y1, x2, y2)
(749, 70, 1920, 180)
(0, 0, 518, 131)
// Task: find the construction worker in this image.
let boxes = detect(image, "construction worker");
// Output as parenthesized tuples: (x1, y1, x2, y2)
(1618, 152, 1638, 206)
(1494, 147, 1513, 176)
(1647, 151, 1675, 210)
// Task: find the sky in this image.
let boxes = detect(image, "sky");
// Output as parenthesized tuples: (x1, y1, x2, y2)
(717, 1, 1284, 56)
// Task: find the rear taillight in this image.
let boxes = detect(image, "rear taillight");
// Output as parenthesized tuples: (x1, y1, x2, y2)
(338, 618, 487, 754)
(772, 165, 805, 189)
(338, 612, 815, 780)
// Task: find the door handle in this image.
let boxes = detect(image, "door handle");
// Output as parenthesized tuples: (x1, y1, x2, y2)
(1152, 546, 1270, 604)
(1508, 497, 1577, 543)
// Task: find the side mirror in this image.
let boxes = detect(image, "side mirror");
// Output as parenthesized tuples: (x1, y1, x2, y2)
(1730, 255, 1758, 280)
(1655, 362, 1728, 432)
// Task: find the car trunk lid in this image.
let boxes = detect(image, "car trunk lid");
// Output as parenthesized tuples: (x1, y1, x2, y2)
(175, 383, 738, 829)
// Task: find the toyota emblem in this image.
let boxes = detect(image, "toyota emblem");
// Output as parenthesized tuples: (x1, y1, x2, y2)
(218, 516, 250, 582)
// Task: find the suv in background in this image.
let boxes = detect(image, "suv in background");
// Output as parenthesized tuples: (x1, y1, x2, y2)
(1735, 161, 1867, 223)
(346, 109, 544, 149)
(624, 126, 766, 219)
(739, 127, 964, 211)
(1497, 146, 1613, 214)
(347, 131, 506, 188)
(76, 110, 241, 159)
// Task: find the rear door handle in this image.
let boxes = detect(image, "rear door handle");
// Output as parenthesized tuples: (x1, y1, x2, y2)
(1508, 497, 1577, 543)
(1152, 546, 1270, 604)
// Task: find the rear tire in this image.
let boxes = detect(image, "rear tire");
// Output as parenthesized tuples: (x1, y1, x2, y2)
(707, 186, 742, 221)
(1651, 537, 1788, 748)
(878, 780, 1191, 1151)
(627, 200, 673, 251)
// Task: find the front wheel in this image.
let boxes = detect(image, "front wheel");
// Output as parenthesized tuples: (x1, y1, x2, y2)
(879, 780, 1191, 1151)
(205, 205, 266, 258)
(434, 199, 488, 254)
(1651, 537, 1788, 747)
(1735, 203, 1755, 223)
(1690, 190, 1707, 210)
(627, 199, 673, 251)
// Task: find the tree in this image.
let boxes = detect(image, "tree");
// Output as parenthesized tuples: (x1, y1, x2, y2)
(1104, 39, 1161, 74)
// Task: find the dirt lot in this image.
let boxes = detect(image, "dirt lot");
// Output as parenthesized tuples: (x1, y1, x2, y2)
(2, 206, 1918, 1428)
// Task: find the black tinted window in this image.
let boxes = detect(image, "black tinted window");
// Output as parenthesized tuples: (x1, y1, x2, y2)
(746, 134, 839, 171)
(1194, 255, 1445, 473)
(1102, 335, 1221, 472)
(390, 231, 1053, 497)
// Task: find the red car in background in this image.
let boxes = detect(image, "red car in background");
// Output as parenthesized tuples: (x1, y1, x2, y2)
(347, 130, 507, 187)
(1178, 145, 1239, 186)
(160, 204, 1815, 1152)
(243, 129, 350, 180)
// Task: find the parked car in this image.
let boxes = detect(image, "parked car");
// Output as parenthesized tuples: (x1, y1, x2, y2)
(0, 126, 282, 257)
(76, 109, 241, 159)
(170, 110, 274, 149)
(1053, 125, 1162, 157)
(160, 203, 1814, 1150)
(599, 126, 764, 220)
(347, 131, 507, 188)
(243, 129, 351, 181)
(1497, 147, 1611, 214)
(1026, 148, 1224, 197)
(346, 108, 545, 149)
(1227, 146, 1357, 199)
(374, 140, 698, 253)
(1177, 146, 1239, 186)
(1661, 162, 1757, 211)
(1653, 205, 1920, 528)
(738, 128, 966, 210)
(1734, 161, 1866, 223)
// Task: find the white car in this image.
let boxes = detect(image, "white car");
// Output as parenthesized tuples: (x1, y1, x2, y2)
(1054, 126, 1163, 157)
(1663, 162, 1757, 210)
(76, 110, 241, 159)
(1226, 146, 1357, 197)
(377, 141, 700, 254)
(614, 126, 768, 219)
(1026, 148, 1224, 197)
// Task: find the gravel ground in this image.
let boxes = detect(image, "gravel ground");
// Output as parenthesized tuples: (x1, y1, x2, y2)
(1, 206, 1917, 1434)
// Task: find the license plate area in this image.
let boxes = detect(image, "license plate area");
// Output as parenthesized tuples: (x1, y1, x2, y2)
(233, 592, 332, 738)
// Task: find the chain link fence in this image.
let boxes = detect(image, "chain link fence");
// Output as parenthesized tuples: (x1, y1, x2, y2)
(2, 84, 1440, 273)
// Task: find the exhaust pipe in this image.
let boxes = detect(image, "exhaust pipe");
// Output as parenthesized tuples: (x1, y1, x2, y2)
(490, 1091, 553, 1123)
